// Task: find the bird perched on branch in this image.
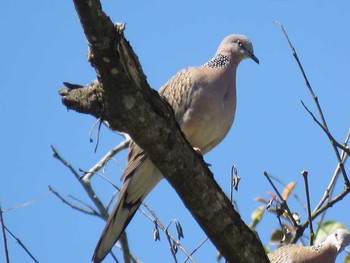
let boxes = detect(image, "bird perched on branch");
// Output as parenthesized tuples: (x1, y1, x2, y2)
(92, 34, 259, 262)
(268, 229, 350, 263)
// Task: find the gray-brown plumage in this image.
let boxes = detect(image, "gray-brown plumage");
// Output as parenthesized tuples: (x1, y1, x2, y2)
(92, 34, 259, 262)
(268, 229, 350, 263)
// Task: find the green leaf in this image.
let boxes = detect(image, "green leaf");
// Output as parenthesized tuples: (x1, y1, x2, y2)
(250, 205, 265, 229)
(270, 229, 284, 244)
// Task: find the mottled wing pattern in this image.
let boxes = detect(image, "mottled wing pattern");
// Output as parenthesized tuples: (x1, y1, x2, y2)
(159, 68, 195, 125)
(121, 141, 146, 181)
(121, 68, 196, 181)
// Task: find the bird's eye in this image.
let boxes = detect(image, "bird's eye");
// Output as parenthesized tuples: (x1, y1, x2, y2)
(237, 40, 243, 47)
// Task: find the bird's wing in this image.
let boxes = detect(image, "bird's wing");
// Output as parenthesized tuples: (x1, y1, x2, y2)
(159, 67, 196, 125)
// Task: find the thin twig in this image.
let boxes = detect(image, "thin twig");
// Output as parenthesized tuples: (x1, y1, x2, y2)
(291, 185, 350, 243)
(110, 251, 120, 262)
(267, 174, 306, 211)
(274, 21, 350, 244)
(130, 252, 141, 263)
(88, 117, 103, 153)
(51, 145, 109, 219)
(4, 225, 39, 263)
(141, 202, 196, 262)
(313, 188, 350, 220)
(106, 191, 118, 211)
(165, 221, 179, 263)
(2, 191, 52, 213)
(83, 138, 130, 181)
(49, 186, 98, 216)
(54, 146, 195, 261)
(183, 237, 208, 263)
(80, 169, 120, 190)
(51, 146, 137, 258)
(300, 100, 349, 185)
(98, 168, 194, 261)
(68, 194, 100, 213)
(0, 206, 10, 263)
(301, 170, 314, 245)
(263, 171, 299, 228)
(275, 21, 349, 186)
(119, 233, 131, 263)
(52, 189, 97, 215)
(300, 100, 350, 158)
(313, 130, 350, 216)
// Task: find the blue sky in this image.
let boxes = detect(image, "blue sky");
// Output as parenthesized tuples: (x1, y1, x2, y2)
(1, 1, 349, 262)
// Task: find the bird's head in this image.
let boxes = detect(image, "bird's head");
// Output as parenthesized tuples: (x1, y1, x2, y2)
(326, 229, 350, 253)
(217, 34, 259, 64)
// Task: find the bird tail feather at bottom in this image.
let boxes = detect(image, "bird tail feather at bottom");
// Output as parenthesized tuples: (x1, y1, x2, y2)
(92, 194, 140, 263)
(92, 158, 162, 263)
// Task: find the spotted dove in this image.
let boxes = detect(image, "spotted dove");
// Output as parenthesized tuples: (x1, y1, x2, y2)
(268, 229, 350, 263)
(92, 34, 259, 262)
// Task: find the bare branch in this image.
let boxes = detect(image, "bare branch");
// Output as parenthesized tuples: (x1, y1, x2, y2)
(300, 170, 314, 245)
(119, 233, 131, 263)
(3, 223, 39, 263)
(54, 145, 194, 261)
(275, 21, 350, 244)
(313, 130, 350, 216)
(291, 185, 350, 243)
(165, 221, 179, 263)
(275, 21, 349, 187)
(265, 174, 306, 211)
(263, 171, 299, 229)
(2, 191, 51, 213)
(49, 186, 98, 216)
(84, 137, 130, 181)
(183, 237, 208, 263)
(0, 206, 10, 263)
(140, 202, 196, 262)
(52, 145, 134, 261)
(300, 100, 350, 164)
(51, 145, 109, 219)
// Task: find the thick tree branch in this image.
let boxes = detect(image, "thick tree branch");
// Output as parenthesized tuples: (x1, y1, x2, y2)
(59, 0, 269, 262)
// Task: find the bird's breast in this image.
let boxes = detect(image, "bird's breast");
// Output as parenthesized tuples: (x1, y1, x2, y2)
(181, 81, 236, 153)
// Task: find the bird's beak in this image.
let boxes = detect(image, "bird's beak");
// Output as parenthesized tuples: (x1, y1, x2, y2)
(249, 52, 259, 64)
(240, 43, 259, 64)
(240, 44, 259, 64)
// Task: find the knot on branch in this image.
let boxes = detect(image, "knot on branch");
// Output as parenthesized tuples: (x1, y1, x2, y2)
(59, 80, 105, 119)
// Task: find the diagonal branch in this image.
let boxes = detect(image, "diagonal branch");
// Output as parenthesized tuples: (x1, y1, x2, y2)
(291, 185, 350, 243)
(1, 216, 39, 263)
(263, 171, 299, 229)
(276, 20, 350, 244)
(300, 101, 350, 160)
(52, 145, 131, 262)
(84, 136, 130, 181)
(313, 130, 350, 214)
(0, 206, 10, 263)
(140, 202, 196, 262)
(58, 0, 269, 262)
(275, 21, 349, 187)
(51, 145, 109, 219)
(49, 186, 99, 216)
(53, 145, 199, 261)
